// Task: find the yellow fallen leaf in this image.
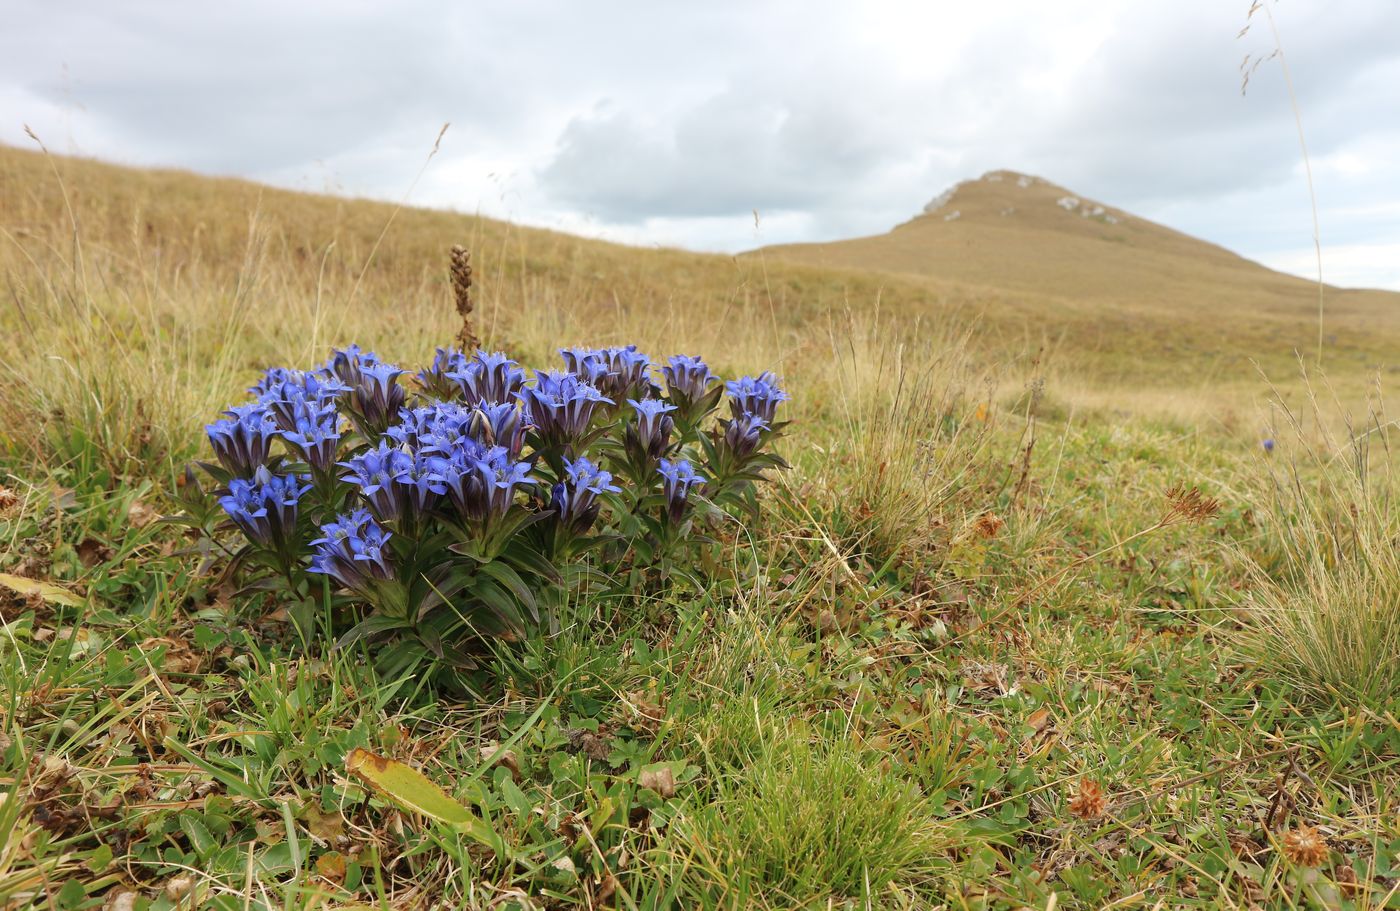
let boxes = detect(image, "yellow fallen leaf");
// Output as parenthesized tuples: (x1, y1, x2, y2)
(0, 573, 81, 607)
(346, 748, 504, 855)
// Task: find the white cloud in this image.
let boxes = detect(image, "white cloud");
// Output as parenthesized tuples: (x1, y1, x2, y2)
(1, 0, 1397, 287)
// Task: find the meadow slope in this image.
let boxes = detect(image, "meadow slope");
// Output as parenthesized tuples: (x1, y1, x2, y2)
(0, 144, 1397, 909)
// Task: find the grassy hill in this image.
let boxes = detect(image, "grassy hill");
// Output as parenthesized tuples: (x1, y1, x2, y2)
(1, 145, 1397, 908)
(4, 146, 1396, 448)
(761, 169, 1400, 394)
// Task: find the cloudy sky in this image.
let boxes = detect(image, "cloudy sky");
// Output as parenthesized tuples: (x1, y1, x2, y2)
(4, 1, 1399, 289)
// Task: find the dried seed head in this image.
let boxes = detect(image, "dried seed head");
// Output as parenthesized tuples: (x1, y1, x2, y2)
(1283, 825, 1329, 867)
(449, 244, 479, 351)
(1068, 778, 1106, 820)
(1164, 485, 1222, 524)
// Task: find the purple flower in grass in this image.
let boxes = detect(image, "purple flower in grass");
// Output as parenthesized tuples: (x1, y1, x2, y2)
(387, 402, 472, 453)
(447, 350, 527, 405)
(218, 465, 309, 548)
(658, 458, 704, 524)
(469, 401, 531, 457)
(279, 401, 342, 473)
(722, 411, 770, 462)
(348, 362, 407, 435)
(726, 372, 789, 423)
(249, 367, 300, 399)
(551, 456, 621, 535)
(417, 347, 470, 398)
(325, 344, 382, 387)
(520, 370, 613, 450)
(257, 370, 350, 430)
(628, 398, 677, 461)
(661, 355, 717, 409)
(559, 347, 613, 388)
(434, 445, 534, 525)
(309, 509, 395, 592)
(340, 442, 414, 521)
(206, 403, 278, 477)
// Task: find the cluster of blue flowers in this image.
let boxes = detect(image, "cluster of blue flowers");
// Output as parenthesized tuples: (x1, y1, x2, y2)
(200, 342, 789, 642)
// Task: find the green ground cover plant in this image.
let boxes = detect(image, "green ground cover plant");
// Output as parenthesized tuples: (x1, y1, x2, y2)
(1, 147, 1397, 910)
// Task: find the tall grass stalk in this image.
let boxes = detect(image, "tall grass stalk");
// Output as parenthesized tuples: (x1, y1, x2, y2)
(1241, 374, 1400, 709)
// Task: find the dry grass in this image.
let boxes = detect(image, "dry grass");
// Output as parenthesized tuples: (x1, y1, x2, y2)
(1240, 375, 1400, 708)
(5, 144, 1397, 479)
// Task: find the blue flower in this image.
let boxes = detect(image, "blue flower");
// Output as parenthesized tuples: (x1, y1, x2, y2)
(256, 370, 350, 431)
(520, 370, 613, 450)
(248, 367, 301, 399)
(1262, 438, 1275, 453)
(469, 401, 531, 458)
(218, 465, 309, 548)
(721, 411, 770, 462)
(340, 442, 415, 521)
(348, 362, 407, 435)
(658, 458, 704, 524)
(206, 404, 279, 477)
(726, 372, 790, 422)
(559, 347, 613, 388)
(416, 347, 470, 399)
(551, 456, 620, 535)
(627, 398, 677, 460)
(278, 400, 342, 472)
(560, 346, 653, 399)
(325, 344, 382, 387)
(446, 350, 527, 405)
(386, 402, 473, 453)
(661, 354, 717, 408)
(434, 445, 534, 524)
(309, 509, 395, 592)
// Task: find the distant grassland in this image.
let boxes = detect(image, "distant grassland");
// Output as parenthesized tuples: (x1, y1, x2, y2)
(3, 144, 1399, 909)
(3, 144, 1396, 478)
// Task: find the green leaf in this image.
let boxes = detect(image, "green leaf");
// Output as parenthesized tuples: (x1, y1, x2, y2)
(179, 812, 218, 858)
(346, 748, 505, 856)
(479, 560, 537, 616)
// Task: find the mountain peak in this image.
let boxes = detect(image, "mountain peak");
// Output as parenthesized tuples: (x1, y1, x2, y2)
(918, 170, 1124, 227)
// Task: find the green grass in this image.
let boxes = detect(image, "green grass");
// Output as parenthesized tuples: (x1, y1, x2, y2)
(1, 145, 1398, 909)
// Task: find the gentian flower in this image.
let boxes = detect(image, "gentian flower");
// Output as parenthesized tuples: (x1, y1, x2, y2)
(218, 465, 309, 548)
(550, 456, 621, 536)
(340, 442, 414, 521)
(657, 458, 704, 524)
(257, 370, 350, 430)
(661, 355, 717, 409)
(206, 404, 279, 477)
(600, 345, 653, 399)
(446, 350, 527, 405)
(469, 401, 531, 457)
(520, 370, 613, 451)
(434, 445, 533, 525)
(348, 362, 407, 435)
(309, 509, 395, 593)
(417, 347, 470, 399)
(726, 372, 790, 422)
(559, 347, 614, 389)
(278, 401, 342, 473)
(325, 344, 381, 387)
(249, 367, 300, 399)
(387, 402, 472, 453)
(722, 412, 770, 463)
(627, 398, 677, 461)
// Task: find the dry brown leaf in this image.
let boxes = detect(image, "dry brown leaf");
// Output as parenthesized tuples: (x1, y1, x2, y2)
(638, 766, 677, 799)
(127, 500, 159, 527)
(302, 804, 346, 842)
(479, 742, 521, 782)
(1025, 708, 1052, 736)
(314, 850, 347, 883)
